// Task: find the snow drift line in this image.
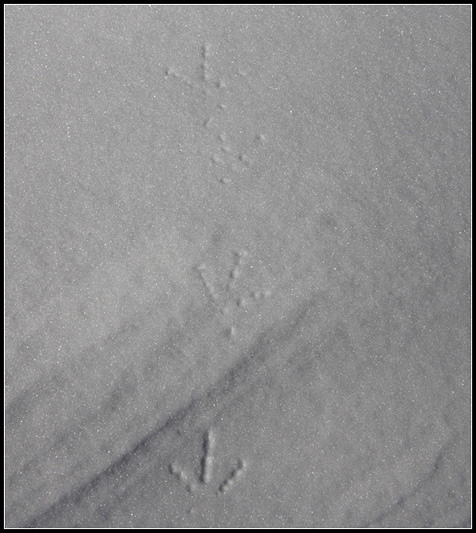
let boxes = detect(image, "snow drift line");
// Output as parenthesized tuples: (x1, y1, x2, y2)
(24, 294, 321, 527)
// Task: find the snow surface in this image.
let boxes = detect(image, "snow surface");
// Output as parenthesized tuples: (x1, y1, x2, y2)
(5, 5, 471, 528)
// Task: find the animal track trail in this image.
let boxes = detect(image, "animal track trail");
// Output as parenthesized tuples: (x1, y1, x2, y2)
(165, 43, 225, 96)
(167, 428, 247, 498)
(199, 44, 224, 88)
(196, 249, 273, 342)
(209, 124, 266, 185)
(168, 429, 215, 494)
(217, 459, 247, 496)
(200, 429, 215, 484)
(224, 250, 273, 311)
(196, 264, 220, 307)
(165, 44, 267, 186)
(226, 250, 249, 292)
(168, 463, 197, 493)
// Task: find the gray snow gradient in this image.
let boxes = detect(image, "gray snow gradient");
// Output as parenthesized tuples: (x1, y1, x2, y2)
(5, 5, 471, 528)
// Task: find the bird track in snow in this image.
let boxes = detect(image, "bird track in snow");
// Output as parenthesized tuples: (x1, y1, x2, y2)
(196, 249, 273, 340)
(165, 44, 266, 185)
(217, 459, 247, 495)
(168, 428, 247, 496)
(200, 428, 215, 484)
(168, 429, 215, 493)
(165, 43, 224, 94)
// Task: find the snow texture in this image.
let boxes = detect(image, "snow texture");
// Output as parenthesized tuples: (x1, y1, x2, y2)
(5, 5, 471, 528)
